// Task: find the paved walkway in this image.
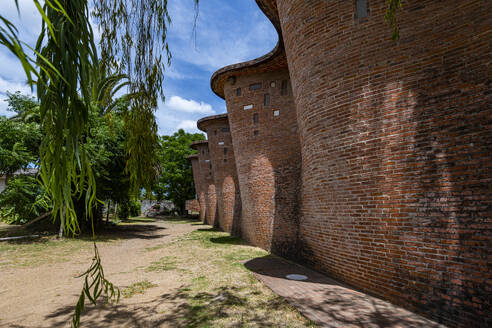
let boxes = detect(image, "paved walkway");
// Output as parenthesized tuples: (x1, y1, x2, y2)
(244, 256, 446, 328)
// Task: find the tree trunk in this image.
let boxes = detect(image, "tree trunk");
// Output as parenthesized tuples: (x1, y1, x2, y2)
(58, 207, 65, 238)
(106, 200, 111, 223)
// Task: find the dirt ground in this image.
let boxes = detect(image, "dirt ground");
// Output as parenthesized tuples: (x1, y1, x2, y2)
(0, 217, 315, 328)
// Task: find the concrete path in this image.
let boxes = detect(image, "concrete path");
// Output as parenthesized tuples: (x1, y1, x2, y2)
(244, 256, 447, 328)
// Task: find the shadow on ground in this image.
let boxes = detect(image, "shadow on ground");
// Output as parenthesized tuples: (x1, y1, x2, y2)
(243, 255, 444, 328)
(33, 285, 296, 328)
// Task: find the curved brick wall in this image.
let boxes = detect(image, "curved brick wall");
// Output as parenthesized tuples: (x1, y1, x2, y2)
(214, 73, 301, 258)
(272, 0, 491, 326)
(190, 141, 217, 226)
(198, 114, 241, 235)
(187, 154, 205, 221)
(211, 1, 302, 259)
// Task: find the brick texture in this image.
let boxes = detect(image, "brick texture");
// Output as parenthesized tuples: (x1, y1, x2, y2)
(198, 114, 241, 235)
(187, 154, 206, 221)
(190, 141, 217, 225)
(273, 0, 491, 326)
(222, 69, 302, 259)
(185, 199, 200, 213)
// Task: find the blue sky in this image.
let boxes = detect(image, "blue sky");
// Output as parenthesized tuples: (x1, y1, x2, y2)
(0, 0, 277, 135)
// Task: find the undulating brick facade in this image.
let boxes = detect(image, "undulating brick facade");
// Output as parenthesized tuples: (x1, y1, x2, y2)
(197, 114, 241, 235)
(197, 0, 491, 326)
(274, 1, 491, 326)
(187, 154, 206, 221)
(190, 141, 217, 226)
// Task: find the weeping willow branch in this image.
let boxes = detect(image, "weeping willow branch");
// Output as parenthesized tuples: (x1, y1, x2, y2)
(72, 242, 120, 328)
(35, 0, 98, 236)
(92, 0, 199, 194)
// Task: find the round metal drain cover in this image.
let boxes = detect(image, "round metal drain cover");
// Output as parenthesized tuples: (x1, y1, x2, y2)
(285, 274, 308, 281)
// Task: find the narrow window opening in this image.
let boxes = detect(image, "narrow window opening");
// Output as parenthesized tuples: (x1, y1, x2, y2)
(214, 130, 217, 135)
(221, 127, 230, 133)
(249, 83, 262, 91)
(236, 88, 241, 96)
(224, 159, 227, 163)
(264, 93, 270, 106)
(281, 80, 288, 95)
(253, 113, 259, 124)
(356, 0, 368, 19)
(224, 148, 228, 155)
(253, 130, 259, 136)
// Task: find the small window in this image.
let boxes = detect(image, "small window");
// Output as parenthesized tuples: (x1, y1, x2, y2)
(273, 110, 280, 117)
(236, 88, 241, 96)
(281, 80, 288, 95)
(249, 83, 262, 91)
(214, 130, 217, 135)
(224, 158, 227, 163)
(356, 0, 368, 19)
(270, 81, 276, 88)
(264, 93, 270, 106)
(253, 113, 259, 124)
(221, 127, 230, 133)
(244, 104, 253, 110)
(253, 130, 259, 136)
(209, 163, 212, 169)
(224, 148, 228, 155)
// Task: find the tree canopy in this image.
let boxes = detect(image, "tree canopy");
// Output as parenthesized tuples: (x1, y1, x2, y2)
(153, 129, 205, 214)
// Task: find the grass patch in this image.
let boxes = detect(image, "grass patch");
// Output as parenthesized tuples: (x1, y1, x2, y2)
(155, 228, 317, 327)
(121, 280, 157, 298)
(145, 256, 177, 272)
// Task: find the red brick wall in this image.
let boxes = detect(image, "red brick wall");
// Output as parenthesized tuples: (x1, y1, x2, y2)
(223, 69, 302, 258)
(198, 115, 242, 235)
(185, 199, 200, 213)
(188, 155, 206, 221)
(275, 0, 491, 326)
(191, 141, 217, 225)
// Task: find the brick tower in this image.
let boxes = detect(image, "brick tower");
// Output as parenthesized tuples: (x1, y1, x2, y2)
(190, 140, 217, 226)
(197, 114, 241, 235)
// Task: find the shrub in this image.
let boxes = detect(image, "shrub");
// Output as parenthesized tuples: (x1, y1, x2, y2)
(117, 199, 141, 219)
(0, 175, 45, 224)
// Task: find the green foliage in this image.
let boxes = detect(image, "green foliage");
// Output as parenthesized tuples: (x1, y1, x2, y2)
(35, 0, 98, 237)
(72, 243, 120, 328)
(385, 0, 403, 41)
(153, 129, 205, 213)
(0, 175, 44, 224)
(117, 200, 141, 220)
(0, 93, 41, 176)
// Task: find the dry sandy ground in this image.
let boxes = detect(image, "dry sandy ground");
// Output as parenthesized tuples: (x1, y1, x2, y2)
(0, 219, 200, 328)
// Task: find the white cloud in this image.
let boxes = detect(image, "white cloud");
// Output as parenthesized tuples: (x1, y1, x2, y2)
(0, 76, 34, 96)
(165, 95, 214, 114)
(176, 120, 199, 132)
(0, 76, 36, 117)
(167, 0, 277, 72)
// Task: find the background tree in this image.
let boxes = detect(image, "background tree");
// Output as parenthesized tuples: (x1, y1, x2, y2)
(153, 129, 204, 214)
(0, 92, 41, 176)
(0, 93, 45, 224)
